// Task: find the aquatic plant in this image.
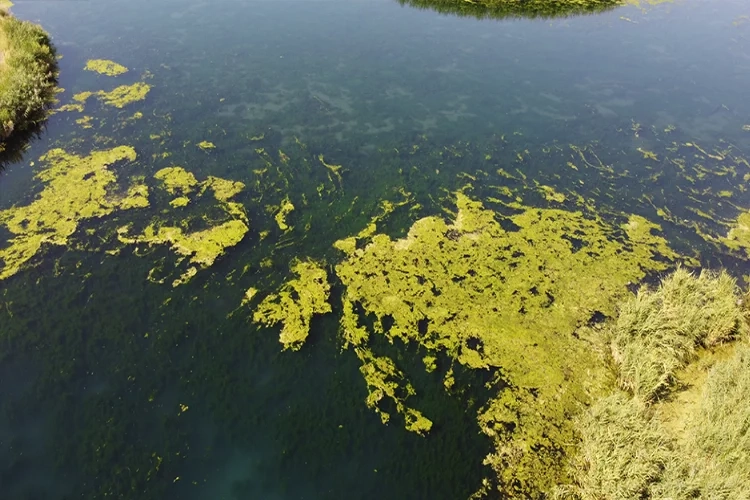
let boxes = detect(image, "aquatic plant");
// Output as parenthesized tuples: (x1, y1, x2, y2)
(261, 189, 680, 495)
(71, 81, 151, 109)
(84, 59, 128, 77)
(0, 10, 57, 145)
(117, 219, 249, 287)
(0, 146, 139, 280)
(252, 260, 331, 350)
(117, 166, 249, 286)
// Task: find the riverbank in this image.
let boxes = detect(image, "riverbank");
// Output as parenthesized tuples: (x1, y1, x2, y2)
(0, 5, 57, 148)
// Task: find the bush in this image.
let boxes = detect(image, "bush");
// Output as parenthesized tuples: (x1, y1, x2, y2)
(0, 10, 57, 144)
(561, 269, 750, 499)
(611, 267, 747, 402)
(560, 392, 673, 499)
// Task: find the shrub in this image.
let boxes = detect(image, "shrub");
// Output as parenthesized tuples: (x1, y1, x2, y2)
(0, 10, 57, 144)
(611, 267, 747, 402)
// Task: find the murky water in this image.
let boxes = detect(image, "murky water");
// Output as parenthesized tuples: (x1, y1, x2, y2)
(1, 0, 749, 498)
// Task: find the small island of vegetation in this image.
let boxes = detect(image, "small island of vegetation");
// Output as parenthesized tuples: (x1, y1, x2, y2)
(397, 0, 621, 20)
(0, 4, 57, 153)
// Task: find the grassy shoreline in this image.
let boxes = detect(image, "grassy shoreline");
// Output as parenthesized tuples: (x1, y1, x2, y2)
(0, 6, 57, 149)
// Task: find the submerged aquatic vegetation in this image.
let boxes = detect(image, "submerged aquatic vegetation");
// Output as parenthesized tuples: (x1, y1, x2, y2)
(84, 59, 128, 76)
(252, 260, 331, 350)
(0, 146, 138, 280)
(562, 270, 750, 499)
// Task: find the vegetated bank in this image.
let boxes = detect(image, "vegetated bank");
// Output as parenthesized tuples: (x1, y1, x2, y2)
(0, 4, 57, 154)
(397, 0, 621, 20)
(558, 268, 750, 499)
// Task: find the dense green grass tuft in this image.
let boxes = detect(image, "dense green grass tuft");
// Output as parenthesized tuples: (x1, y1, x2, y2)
(560, 269, 750, 499)
(0, 10, 57, 144)
(611, 267, 746, 402)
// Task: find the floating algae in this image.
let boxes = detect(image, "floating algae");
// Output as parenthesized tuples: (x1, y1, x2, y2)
(154, 166, 198, 197)
(72, 82, 151, 109)
(252, 260, 331, 351)
(84, 59, 128, 76)
(119, 176, 149, 210)
(75, 115, 93, 129)
(197, 141, 216, 151)
(118, 166, 248, 286)
(117, 219, 248, 287)
(332, 191, 679, 495)
(153, 168, 247, 220)
(0, 146, 138, 280)
(273, 196, 295, 231)
(99, 82, 150, 108)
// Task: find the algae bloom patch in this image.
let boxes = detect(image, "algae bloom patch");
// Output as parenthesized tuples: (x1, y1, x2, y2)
(0, 146, 139, 280)
(330, 192, 679, 495)
(252, 260, 331, 351)
(117, 166, 249, 286)
(84, 59, 128, 77)
(72, 82, 151, 109)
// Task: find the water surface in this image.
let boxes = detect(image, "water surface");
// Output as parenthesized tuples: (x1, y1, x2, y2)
(1, 0, 749, 498)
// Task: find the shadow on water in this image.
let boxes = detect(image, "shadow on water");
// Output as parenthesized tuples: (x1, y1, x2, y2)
(0, 118, 48, 177)
(396, 0, 619, 21)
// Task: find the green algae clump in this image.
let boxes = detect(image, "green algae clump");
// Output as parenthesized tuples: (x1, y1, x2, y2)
(274, 196, 295, 231)
(720, 210, 750, 257)
(154, 166, 199, 196)
(333, 192, 679, 496)
(197, 141, 215, 151)
(74, 83, 151, 109)
(84, 59, 128, 77)
(253, 260, 331, 351)
(0, 146, 137, 280)
(117, 219, 248, 287)
(98, 82, 150, 108)
(119, 177, 149, 210)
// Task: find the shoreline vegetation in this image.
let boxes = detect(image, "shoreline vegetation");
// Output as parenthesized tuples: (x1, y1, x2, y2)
(397, 0, 667, 20)
(557, 268, 750, 499)
(0, 3, 57, 157)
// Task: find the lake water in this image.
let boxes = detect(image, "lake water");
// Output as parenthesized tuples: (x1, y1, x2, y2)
(1, 0, 749, 498)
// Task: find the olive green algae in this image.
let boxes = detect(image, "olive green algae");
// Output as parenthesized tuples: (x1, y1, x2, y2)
(84, 59, 128, 77)
(71, 82, 151, 109)
(117, 167, 248, 286)
(0, 146, 138, 280)
(117, 219, 248, 287)
(252, 260, 331, 350)
(332, 192, 679, 496)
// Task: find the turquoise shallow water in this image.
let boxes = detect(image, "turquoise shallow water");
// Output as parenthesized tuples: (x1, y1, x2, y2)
(1, 0, 750, 498)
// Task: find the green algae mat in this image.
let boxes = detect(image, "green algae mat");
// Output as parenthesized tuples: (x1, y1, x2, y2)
(1, 0, 750, 498)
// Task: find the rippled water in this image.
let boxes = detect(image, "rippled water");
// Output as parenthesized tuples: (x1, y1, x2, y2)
(1, 0, 749, 498)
